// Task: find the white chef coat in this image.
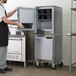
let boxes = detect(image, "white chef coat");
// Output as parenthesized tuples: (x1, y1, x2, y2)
(0, 4, 6, 22)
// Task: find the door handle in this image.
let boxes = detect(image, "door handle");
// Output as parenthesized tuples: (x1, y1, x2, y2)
(46, 37, 52, 39)
(9, 39, 22, 40)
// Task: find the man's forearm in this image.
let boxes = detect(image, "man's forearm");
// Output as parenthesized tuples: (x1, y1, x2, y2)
(7, 8, 17, 18)
(1, 16, 24, 29)
(2, 17, 18, 26)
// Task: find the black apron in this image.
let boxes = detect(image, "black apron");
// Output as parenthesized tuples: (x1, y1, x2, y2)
(0, 4, 9, 46)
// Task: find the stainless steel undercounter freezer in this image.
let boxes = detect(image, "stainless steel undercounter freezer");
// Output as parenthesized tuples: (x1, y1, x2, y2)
(35, 6, 63, 70)
(17, 6, 63, 70)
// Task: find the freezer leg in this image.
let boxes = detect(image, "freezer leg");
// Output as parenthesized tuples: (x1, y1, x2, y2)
(44, 62, 48, 65)
(51, 63, 56, 70)
(36, 60, 40, 68)
(58, 61, 63, 67)
(24, 62, 26, 67)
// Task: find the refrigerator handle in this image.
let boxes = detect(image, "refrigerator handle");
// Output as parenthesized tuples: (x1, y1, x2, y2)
(46, 37, 53, 39)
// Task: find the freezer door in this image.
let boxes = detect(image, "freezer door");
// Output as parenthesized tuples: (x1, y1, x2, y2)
(7, 38, 22, 54)
(35, 37, 53, 60)
(17, 7, 35, 29)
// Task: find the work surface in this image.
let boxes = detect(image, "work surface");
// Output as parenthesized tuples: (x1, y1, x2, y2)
(0, 62, 76, 76)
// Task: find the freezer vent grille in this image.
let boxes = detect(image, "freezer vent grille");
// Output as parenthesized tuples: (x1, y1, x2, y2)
(6, 54, 21, 61)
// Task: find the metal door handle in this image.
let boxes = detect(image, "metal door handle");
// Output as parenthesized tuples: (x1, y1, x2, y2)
(9, 39, 22, 40)
(46, 37, 52, 39)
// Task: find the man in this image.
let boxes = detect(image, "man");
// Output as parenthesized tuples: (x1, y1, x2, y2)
(0, 0, 24, 73)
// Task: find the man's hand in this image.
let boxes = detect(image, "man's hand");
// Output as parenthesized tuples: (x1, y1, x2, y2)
(17, 23, 24, 29)
(15, 8, 18, 12)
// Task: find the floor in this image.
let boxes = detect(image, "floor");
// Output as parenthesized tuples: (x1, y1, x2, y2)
(0, 62, 76, 76)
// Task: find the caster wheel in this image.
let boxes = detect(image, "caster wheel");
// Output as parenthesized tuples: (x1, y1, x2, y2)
(44, 62, 48, 65)
(52, 63, 56, 70)
(36, 61, 40, 68)
(58, 62, 63, 67)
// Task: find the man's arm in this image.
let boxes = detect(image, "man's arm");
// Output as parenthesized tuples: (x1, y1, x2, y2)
(7, 8, 17, 18)
(1, 16, 24, 28)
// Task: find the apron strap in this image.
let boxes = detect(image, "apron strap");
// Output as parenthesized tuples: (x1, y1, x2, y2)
(0, 4, 7, 17)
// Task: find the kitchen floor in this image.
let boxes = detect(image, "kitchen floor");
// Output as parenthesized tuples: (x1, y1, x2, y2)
(0, 62, 76, 76)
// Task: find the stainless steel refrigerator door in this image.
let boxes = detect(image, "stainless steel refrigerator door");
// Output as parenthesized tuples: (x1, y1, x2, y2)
(35, 37, 53, 60)
(17, 7, 35, 29)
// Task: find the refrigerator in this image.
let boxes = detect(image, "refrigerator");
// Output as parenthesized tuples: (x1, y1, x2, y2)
(17, 6, 63, 69)
(35, 6, 63, 69)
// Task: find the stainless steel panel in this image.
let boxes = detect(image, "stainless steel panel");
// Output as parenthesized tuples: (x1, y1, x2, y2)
(17, 7, 35, 29)
(35, 37, 53, 60)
